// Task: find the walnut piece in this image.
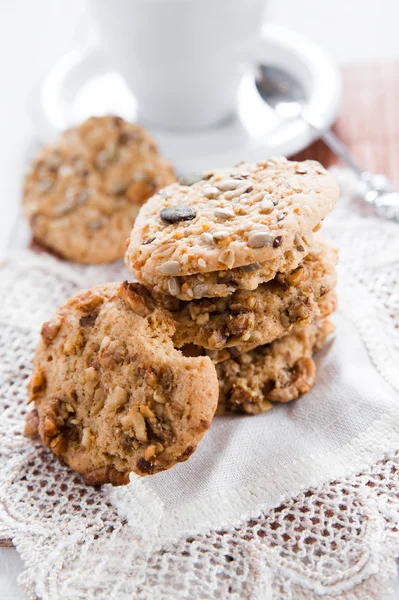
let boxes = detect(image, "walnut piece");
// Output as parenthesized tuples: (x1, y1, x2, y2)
(105, 386, 128, 412)
(267, 357, 316, 403)
(24, 409, 39, 436)
(117, 281, 154, 317)
(41, 316, 63, 345)
(99, 337, 127, 368)
(82, 466, 130, 486)
(28, 368, 46, 402)
(121, 409, 148, 442)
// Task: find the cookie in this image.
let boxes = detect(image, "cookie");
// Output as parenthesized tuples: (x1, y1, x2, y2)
(206, 290, 337, 364)
(25, 282, 218, 485)
(166, 237, 337, 357)
(125, 157, 339, 299)
(216, 318, 335, 415)
(23, 116, 176, 264)
(147, 232, 315, 301)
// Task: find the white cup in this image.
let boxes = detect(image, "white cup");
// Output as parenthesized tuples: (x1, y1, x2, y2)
(91, 0, 267, 130)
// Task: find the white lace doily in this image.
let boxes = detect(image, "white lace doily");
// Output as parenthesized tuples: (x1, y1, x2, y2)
(1, 170, 399, 599)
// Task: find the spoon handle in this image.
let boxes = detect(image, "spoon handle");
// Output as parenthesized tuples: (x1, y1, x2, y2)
(305, 116, 399, 222)
(306, 120, 364, 176)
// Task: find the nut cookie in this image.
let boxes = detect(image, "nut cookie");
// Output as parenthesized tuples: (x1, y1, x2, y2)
(25, 282, 218, 485)
(125, 158, 338, 299)
(205, 290, 337, 363)
(216, 318, 335, 415)
(168, 237, 337, 356)
(23, 116, 176, 264)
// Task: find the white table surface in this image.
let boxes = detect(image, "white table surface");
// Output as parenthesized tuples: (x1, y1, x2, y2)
(1, 1, 399, 598)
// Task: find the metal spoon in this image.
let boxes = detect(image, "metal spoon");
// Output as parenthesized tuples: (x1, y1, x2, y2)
(256, 65, 399, 222)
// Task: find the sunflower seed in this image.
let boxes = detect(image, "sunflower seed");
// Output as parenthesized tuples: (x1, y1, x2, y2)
(179, 173, 204, 186)
(168, 277, 181, 296)
(214, 208, 235, 220)
(251, 192, 265, 203)
(224, 187, 247, 200)
(158, 260, 181, 275)
(203, 186, 220, 199)
(200, 232, 215, 245)
(193, 284, 209, 298)
(213, 230, 229, 241)
(215, 179, 243, 191)
(247, 231, 274, 248)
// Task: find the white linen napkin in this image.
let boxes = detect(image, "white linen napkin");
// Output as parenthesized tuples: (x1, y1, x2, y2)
(110, 169, 399, 539)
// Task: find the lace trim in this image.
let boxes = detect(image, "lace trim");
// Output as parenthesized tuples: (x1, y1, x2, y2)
(1, 170, 399, 599)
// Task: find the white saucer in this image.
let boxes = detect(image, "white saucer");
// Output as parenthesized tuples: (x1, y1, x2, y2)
(32, 24, 341, 173)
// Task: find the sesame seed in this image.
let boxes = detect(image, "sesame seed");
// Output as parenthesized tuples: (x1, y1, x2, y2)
(198, 258, 206, 269)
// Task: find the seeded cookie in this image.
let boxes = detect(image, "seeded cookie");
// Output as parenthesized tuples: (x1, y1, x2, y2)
(166, 237, 337, 358)
(216, 318, 335, 415)
(125, 157, 339, 299)
(25, 282, 218, 485)
(23, 116, 176, 264)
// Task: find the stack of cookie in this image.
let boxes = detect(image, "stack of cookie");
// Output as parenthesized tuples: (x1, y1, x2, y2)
(125, 157, 338, 415)
(25, 155, 338, 486)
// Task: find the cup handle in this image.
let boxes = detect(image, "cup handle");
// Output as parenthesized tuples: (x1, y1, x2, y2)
(31, 42, 111, 141)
